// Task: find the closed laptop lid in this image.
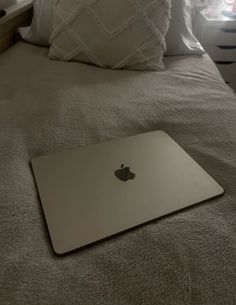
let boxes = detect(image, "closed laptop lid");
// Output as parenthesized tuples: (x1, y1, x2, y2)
(31, 131, 224, 255)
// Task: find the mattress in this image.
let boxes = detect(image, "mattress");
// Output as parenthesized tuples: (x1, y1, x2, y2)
(0, 42, 236, 305)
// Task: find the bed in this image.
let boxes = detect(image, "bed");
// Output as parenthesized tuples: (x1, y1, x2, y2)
(1, 0, 236, 304)
(0, 40, 236, 305)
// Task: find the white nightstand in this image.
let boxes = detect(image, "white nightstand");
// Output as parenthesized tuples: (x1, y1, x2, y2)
(194, 8, 236, 92)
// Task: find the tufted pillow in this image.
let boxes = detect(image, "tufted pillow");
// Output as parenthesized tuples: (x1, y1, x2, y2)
(49, 0, 171, 71)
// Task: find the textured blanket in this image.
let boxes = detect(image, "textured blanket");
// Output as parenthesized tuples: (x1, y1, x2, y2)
(0, 42, 236, 305)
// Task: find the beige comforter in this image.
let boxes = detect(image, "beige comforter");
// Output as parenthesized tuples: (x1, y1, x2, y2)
(0, 42, 236, 305)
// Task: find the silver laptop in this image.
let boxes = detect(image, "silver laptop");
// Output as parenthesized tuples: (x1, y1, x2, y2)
(31, 130, 224, 255)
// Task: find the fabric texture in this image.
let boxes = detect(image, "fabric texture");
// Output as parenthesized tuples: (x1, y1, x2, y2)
(0, 41, 236, 305)
(165, 0, 205, 55)
(49, 0, 171, 71)
(18, 0, 53, 46)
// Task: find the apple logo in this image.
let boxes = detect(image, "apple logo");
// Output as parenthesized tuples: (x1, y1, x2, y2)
(114, 164, 136, 182)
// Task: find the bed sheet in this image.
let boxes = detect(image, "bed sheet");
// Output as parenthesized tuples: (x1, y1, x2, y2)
(0, 42, 236, 305)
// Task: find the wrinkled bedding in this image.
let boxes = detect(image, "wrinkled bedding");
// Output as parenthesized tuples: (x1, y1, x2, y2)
(0, 42, 236, 305)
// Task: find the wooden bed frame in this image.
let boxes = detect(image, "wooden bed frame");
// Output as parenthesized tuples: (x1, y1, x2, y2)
(0, 0, 33, 54)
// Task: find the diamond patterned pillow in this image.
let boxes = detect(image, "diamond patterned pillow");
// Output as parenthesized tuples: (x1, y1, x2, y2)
(49, 0, 171, 71)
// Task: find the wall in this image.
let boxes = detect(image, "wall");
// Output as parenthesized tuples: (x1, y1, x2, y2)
(1, 0, 22, 9)
(191, 0, 209, 7)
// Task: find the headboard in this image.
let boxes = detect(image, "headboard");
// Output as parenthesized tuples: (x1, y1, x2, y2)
(0, 0, 33, 54)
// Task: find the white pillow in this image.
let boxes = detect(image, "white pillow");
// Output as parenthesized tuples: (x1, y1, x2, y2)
(49, 0, 171, 71)
(19, 0, 203, 57)
(165, 0, 204, 55)
(19, 0, 53, 47)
